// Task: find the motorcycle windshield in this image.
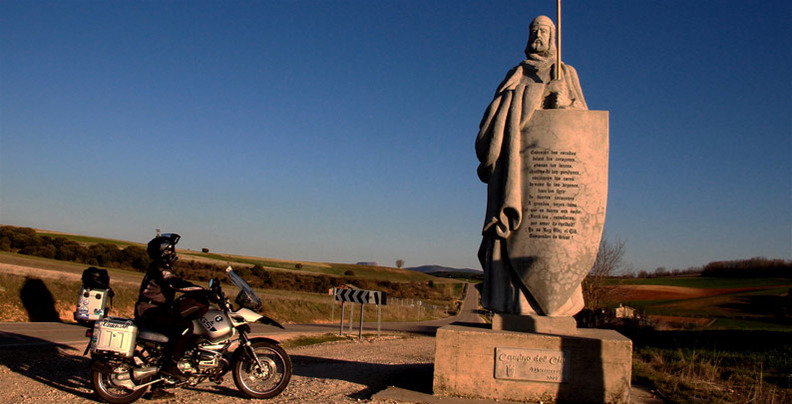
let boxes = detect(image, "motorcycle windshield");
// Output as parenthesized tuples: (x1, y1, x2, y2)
(226, 267, 263, 311)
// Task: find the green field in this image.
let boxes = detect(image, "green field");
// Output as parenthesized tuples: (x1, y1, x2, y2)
(605, 275, 792, 332)
(180, 250, 439, 282)
(35, 231, 141, 248)
(599, 276, 792, 403)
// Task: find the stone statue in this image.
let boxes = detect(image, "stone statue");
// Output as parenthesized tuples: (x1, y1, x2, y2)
(476, 15, 608, 318)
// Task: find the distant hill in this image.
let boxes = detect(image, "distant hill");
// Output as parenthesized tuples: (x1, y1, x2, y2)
(407, 265, 482, 275)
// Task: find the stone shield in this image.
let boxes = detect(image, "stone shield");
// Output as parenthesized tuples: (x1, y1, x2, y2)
(506, 109, 609, 315)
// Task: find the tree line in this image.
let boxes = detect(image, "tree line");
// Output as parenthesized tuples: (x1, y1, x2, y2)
(700, 257, 792, 278)
(0, 226, 150, 271)
(627, 258, 792, 279)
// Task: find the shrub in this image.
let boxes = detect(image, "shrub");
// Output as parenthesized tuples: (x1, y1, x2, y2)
(251, 264, 265, 277)
(236, 266, 252, 277)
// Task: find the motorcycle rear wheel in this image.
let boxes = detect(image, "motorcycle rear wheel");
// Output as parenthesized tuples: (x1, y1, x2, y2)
(91, 364, 148, 404)
(232, 340, 292, 399)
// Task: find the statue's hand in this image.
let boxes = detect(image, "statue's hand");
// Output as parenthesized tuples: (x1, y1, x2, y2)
(546, 80, 572, 109)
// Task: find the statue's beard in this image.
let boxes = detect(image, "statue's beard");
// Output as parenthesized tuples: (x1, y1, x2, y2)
(530, 39, 550, 56)
(523, 34, 556, 70)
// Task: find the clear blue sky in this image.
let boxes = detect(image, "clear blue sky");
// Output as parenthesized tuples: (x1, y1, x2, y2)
(1, 1, 790, 272)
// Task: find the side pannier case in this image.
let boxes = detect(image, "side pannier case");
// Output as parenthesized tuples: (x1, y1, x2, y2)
(91, 317, 138, 358)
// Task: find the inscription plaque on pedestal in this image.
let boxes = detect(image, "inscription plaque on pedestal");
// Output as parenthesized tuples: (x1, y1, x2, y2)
(495, 347, 570, 383)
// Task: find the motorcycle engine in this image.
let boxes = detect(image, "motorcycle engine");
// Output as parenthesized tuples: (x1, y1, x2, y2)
(181, 344, 226, 372)
(197, 350, 222, 370)
(177, 357, 198, 374)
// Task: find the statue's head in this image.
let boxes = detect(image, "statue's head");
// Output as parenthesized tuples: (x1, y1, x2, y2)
(525, 15, 556, 57)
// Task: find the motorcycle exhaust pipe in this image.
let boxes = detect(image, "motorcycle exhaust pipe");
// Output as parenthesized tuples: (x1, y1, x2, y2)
(132, 377, 165, 391)
(132, 366, 158, 380)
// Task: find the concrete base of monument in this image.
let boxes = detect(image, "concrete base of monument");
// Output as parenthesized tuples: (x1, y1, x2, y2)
(433, 324, 633, 404)
(492, 313, 578, 334)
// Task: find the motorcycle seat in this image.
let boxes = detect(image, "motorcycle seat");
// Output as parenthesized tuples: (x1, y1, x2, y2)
(138, 328, 169, 343)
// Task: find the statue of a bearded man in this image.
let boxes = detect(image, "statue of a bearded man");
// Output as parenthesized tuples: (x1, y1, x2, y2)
(476, 15, 590, 316)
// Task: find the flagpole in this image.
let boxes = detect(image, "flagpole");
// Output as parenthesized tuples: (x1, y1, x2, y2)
(556, 0, 562, 80)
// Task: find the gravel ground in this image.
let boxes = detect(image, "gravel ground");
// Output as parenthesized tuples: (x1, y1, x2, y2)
(0, 335, 435, 404)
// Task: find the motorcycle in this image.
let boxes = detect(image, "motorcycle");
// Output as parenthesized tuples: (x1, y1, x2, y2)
(86, 266, 291, 403)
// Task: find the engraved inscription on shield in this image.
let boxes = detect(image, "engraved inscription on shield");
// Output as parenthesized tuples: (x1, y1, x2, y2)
(507, 109, 609, 315)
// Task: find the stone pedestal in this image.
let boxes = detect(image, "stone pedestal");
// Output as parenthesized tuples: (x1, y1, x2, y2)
(433, 324, 632, 403)
(493, 313, 578, 334)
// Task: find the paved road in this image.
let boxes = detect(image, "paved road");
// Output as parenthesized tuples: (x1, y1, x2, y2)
(0, 284, 482, 348)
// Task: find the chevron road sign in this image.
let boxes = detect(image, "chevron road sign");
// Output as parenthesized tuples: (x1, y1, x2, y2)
(334, 288, 368, 304)
(331, 288, 388, 306)
(331, 288, 388, 338)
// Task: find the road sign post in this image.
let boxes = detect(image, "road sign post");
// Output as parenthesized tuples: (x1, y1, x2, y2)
(329, 288, 336, 322)
(359, 302, 365, 339)
(349, 302, 354, 333)
(339, 300, 345, 336)
(333, 288, 388, 339)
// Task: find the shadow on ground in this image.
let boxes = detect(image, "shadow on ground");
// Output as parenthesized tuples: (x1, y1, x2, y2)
(291, 354, 433, 399)
(0, 332, 96, 401)
(718, 294, 792, 320)
(179, 354, 434, 401)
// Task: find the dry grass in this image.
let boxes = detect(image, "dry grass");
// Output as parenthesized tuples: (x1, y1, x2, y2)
(0, 246, 461, 324)
(632, 332, 792, 403)
(0, 270, 453, 324)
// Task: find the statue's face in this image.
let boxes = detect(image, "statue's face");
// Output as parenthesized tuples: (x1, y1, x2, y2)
(529, 25, 551, 53)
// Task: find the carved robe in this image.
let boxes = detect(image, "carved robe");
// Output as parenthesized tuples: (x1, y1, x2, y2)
(476, 60, 587, 316)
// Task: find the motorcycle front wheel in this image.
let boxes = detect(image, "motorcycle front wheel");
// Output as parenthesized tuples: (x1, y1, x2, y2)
(232, 340, 292, 399)
(91, 362, 148, 404)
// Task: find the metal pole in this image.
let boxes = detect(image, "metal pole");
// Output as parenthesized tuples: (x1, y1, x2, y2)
(377, 304, 381, 337)
(358, 302, 364, 339)
(339, 301, 345, 336)
(556, 0, 562, 80)
(349, 302, 354, 333)
(331, 295, 335, 322)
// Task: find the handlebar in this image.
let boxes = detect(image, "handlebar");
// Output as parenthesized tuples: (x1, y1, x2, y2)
(207, 277, 227, 306)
